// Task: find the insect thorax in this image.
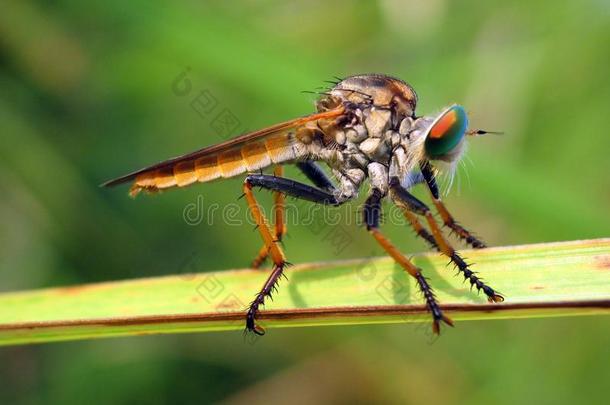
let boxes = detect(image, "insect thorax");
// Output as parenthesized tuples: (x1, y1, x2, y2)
(302, 74, 428, 200)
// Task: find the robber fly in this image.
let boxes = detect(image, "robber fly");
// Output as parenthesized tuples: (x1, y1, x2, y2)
(103, 74, 504, 335)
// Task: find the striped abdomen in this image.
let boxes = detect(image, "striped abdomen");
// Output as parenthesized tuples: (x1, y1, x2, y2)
(128, 132, 302, 196)
(102, 108, 345, 197)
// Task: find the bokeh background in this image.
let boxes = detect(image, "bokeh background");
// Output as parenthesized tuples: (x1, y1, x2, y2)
(1, 0, 609, 403)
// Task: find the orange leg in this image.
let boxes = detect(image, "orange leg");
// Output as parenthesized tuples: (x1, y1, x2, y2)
(243, 170, 344, 335)
(420, 162, 486, 248)
(403, 209, 436, 247)
(242, 168, 346, 335)
(391, 179, 504, 303)
(243, 177, 287, 335)
(364, 189, 453, 335)
(432, 199, 486, 248)
(251, 166, 286, 268)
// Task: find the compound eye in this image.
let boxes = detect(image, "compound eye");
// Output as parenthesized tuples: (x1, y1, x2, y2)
(425, 105, 468, 158)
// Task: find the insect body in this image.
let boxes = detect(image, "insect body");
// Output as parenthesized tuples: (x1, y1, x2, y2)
(103, 74, 504, 335)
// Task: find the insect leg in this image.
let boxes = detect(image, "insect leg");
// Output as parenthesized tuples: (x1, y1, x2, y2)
(296, 161, 337, 192)
(251, 166, 287, 269)
(364, 188, 453, 335)
(396, 172, 438, 247)
(420, 161, 487, 248)
(252, 162, 338, 268)
(273, 166, 287, 240)
(389, 178, 504, 303)
(244, 174, 341, 205)
(246, 262, 286, 335)
(403, 209, 437, 247)
(243, 177, 288, 335)
(251, 245, 271, 269)
(399, 173, 475, 272)
(244, 173, 347, 334)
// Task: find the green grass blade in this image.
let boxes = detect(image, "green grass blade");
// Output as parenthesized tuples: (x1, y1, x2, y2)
(1, 239, 609, 346)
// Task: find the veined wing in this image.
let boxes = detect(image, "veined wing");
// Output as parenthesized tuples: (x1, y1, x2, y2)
(101, 107, 345, 197)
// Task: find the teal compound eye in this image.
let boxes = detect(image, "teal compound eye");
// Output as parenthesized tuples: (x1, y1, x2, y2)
(424, 105, 469, 158)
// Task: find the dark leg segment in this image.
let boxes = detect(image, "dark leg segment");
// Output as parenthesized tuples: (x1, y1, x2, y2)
(246, 263, 286, 335)
(363, 189, 453, 335)
(296, 161, 336, 192)
(389, 178, 504, 303)
(420, 161, 487, 248)
(246, 174, 341, 205)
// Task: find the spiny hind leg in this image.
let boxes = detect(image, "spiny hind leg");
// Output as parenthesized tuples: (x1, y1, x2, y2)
(251, 162, 338, 268)
(243, 176, 287, 334)
(363, 188, 453, 335)
(251, 166, 286, 269)
(243, 172, 345, 335)
(420, 161, 487, 248)
(389, 177, 504, 303)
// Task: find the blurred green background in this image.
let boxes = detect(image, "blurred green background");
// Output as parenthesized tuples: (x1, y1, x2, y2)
(1, 0, 609, 403)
